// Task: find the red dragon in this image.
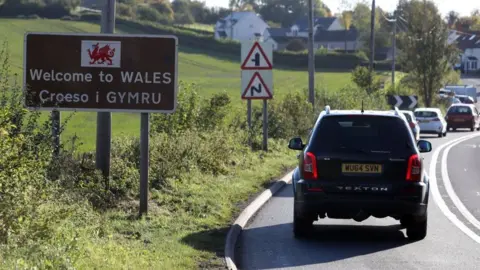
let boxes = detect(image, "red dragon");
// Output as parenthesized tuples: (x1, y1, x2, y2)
(87, 43, 116, 65)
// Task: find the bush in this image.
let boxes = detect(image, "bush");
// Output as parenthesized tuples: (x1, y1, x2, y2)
(0, 0, 79, 19)
(136, 5, 168, 23)
(351, 66, 383, 93)
(174, 12, 195, 24)
(150, 1, 174, 21)
(116, 3, 136, 19)
(286, 39, 307, 52)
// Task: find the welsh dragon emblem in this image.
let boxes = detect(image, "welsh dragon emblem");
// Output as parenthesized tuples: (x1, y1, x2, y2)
(87, 43, 116, 65)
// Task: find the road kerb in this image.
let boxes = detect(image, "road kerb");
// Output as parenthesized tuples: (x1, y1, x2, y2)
(224, 170, 294, 270)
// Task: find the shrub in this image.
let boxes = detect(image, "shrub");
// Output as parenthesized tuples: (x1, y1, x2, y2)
(150, 1, 174, 21)
(174, 12, 195, 24)
(136, 5, 172, 24)
(116, 3, 136, 19)
(0, 0, 79, 18)
(351, 66, 383, 93)
(286, 39, 307, 52)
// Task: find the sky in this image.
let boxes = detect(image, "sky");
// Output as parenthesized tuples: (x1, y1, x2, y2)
(204, 0, 479, 17)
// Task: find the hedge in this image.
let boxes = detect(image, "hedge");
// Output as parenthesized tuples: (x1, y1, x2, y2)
(79, 14, 401, 71)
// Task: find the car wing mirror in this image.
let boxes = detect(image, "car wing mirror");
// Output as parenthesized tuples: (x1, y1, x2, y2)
(417, 140, 432, 153)
(288, 137, 304, 150)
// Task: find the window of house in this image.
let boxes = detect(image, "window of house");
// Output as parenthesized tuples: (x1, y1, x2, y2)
(472, 61, 478, 70)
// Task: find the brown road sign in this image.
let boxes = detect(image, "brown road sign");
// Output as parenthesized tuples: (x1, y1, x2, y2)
(23, 32, 178, 113)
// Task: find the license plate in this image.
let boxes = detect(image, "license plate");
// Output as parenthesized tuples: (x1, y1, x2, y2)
(419, 120, 429, 123)
(342, 164, 382, 174)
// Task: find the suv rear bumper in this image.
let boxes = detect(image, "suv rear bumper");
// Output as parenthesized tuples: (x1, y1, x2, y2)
(294, 180, 428, 219)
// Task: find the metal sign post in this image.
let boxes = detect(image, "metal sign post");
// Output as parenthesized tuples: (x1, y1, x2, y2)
(240, 41, 273, 151)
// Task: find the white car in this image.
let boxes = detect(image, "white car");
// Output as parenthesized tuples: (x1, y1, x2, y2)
(414, 108, 447, 137)
(400, 110, 420, 141)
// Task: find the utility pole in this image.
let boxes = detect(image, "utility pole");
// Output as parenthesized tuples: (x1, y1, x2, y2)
(369, 0, 376, 91)
(384, 11, 397, 86)
(96, 0, 115, 181)
(307, 0, 315, 109)
(392, 11, 397, 86)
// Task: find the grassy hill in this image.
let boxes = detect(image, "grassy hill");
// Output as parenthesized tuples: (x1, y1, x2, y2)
(0, 18, 358, 151)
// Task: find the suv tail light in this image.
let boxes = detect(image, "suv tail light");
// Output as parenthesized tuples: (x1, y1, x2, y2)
(303, 152, 317, 180)
(409, 122, 415, 128)
(406, 154, 421, 181)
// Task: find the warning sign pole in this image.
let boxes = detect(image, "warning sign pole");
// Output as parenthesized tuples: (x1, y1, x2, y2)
(240, 41, 273, 151)
(262, 99, 268, 151)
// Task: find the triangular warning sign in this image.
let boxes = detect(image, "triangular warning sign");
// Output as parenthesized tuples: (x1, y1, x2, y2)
(242, 72, 272, 99)
(241, 42, 273, 70)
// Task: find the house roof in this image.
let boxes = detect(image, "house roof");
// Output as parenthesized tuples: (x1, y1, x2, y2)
(314, 27, 358, 42)
(452, 31, 480, 51)
(292, 17, 337, 31)
(266, 28, 290, 37)
(220, 11, 256, 22)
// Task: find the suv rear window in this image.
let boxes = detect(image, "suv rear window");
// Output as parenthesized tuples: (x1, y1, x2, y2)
(448, 106, 472, 115)
(414, 111, 438, 118)
(310, 115, 414, 154)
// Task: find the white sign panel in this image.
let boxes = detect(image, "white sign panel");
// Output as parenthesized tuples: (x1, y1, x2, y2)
(241, 70, 273, 99)
(241, 41, 273, 70)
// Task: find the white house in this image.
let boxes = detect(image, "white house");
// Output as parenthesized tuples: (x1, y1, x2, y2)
(214, 12, 269, 42)
(453, 31, 480, 73)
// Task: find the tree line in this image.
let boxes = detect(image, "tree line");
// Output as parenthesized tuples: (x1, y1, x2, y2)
(0, 0, 233, 25)
(0, 0, 81, 18)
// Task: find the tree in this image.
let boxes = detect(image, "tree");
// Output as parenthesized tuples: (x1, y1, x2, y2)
(150, 0, 174, 21)
(258, 0, 331, 27)
(340, 10, 353, 52)
(351, 2, 390, 55)
(398, 0, 458, 107)
(446, 10, 459, 29)
(338, 0, 353, 52)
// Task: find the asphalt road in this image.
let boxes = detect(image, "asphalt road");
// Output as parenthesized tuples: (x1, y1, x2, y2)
(237, 78, 480, 270)
(237, 132, 480, 270)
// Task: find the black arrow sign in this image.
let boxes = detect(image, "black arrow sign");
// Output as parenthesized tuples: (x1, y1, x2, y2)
(386, 95, 418, 110)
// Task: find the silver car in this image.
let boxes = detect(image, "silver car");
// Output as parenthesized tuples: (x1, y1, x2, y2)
(400, 110, 420, 141)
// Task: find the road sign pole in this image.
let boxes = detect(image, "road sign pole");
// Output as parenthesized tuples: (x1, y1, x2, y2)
(96, 0, 115, 182)
(262, 99, 268, 151)
(51, 110, 60, 157)
(139, 112, 149, 216)
(247, 99, 252, 147)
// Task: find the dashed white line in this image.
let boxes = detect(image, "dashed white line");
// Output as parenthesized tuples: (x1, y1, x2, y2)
(429, 133, 480, 244)
(442, 136, 480, 230)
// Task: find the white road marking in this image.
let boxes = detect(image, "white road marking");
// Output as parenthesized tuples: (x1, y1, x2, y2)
(442, 137, 480, 231)
(430, 133, 480, 243)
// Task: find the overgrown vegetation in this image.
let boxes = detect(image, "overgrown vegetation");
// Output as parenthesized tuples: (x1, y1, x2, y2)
(397, 0, 458, 107)
(0, 40, 390, 268)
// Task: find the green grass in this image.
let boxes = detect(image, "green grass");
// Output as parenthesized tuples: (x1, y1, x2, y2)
(0, 18, 357, 151)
